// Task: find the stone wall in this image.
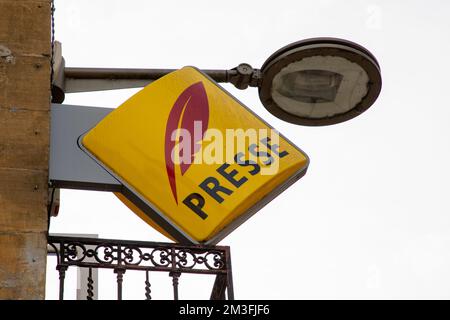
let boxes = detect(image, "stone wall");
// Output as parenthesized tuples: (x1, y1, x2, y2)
(0, 0, 51, 299)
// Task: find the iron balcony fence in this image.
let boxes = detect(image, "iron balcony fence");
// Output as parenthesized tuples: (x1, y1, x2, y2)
(47, 235, 234, 300)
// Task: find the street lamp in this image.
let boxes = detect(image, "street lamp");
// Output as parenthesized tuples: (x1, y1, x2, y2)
(258, 38, 382, 126)
(52, 37, 381, 126)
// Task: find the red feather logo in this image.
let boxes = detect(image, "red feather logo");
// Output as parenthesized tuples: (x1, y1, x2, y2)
(164, 82, 209, 204)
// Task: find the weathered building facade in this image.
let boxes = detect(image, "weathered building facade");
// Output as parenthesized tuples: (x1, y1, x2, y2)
(0, 0, 51, 299)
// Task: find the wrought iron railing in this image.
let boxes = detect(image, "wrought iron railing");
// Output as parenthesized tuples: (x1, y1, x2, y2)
(47, 235, 234, 300)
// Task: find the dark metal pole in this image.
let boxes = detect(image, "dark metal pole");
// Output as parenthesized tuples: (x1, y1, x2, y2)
(145, 270, 152, 300)
(57, 265, 67, 300)
(210, 274, 227, 300)
(53, 64, 260, 102)
(170, 272, 181, 300)
(114, 269, 125, 300)
(87, 267, 94, 300)
(56, 239, 67, 301)
(225, 247, 235, 300)
(65, 67, 234, 83)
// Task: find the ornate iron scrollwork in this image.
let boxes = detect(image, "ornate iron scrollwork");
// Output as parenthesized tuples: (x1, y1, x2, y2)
(51, 236, 227, 272)
(48, 235, 233, 300)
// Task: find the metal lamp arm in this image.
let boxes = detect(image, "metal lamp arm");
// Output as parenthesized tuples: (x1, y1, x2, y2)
(52, 62, 260, 103)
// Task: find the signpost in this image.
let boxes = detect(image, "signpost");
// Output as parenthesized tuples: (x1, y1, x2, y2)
(51, 67, 309, 245)
(48, 38, 383, 246)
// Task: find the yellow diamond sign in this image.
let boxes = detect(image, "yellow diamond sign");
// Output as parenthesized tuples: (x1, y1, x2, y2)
(81, 67, 309, 244)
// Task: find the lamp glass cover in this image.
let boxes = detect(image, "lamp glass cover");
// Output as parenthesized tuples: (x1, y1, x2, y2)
(271, 56, 369, 119)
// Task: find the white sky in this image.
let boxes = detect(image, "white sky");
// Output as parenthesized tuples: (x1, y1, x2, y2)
(47, 0, 450, 299)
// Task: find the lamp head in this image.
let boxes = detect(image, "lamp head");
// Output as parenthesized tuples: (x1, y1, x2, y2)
(258, 38, 382, 126)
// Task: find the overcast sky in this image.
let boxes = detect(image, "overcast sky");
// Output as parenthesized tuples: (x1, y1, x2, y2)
(47, 0, 450, 299)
